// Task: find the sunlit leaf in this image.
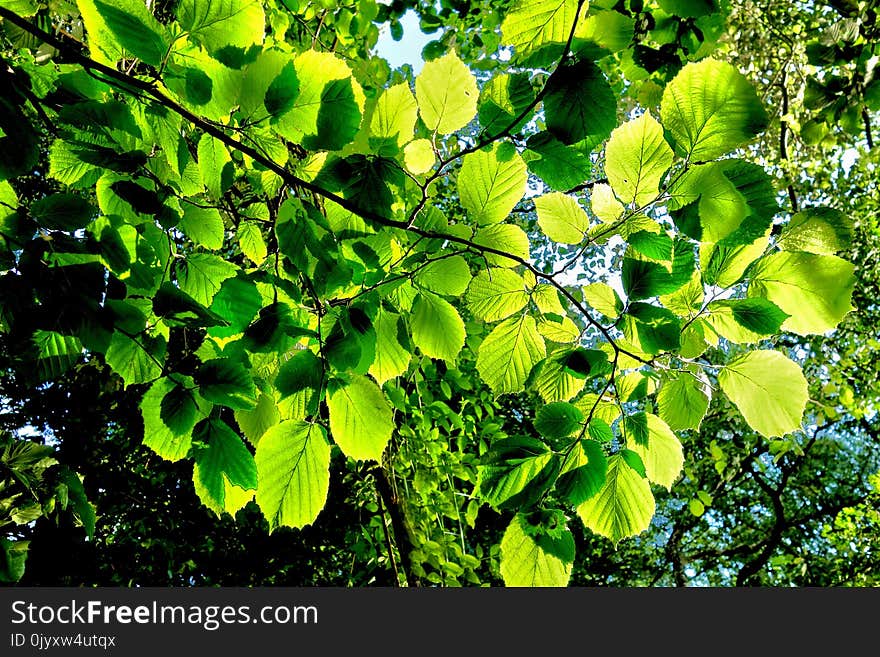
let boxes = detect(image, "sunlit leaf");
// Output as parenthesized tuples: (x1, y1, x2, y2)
(718, 350, 808, 438)
(415, 51, 478, 135)
(327, 376, 393, 461)
(499, 512, 574, 587)
(256, 421, 330, 531)
(577, 453, 655, 545)
(661, 58, 769, 161)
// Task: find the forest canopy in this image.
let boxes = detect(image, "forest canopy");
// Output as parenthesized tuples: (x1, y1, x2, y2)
(0, 0, 878, 587)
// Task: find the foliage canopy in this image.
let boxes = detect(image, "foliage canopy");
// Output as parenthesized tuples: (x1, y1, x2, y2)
(0, 0, 876, 587)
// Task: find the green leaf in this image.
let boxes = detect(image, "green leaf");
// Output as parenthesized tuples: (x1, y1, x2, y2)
(192, 418, 257, 516)
(276, 349, 322, 401)
(0, 179, 17, 219)
(532, 284, 565, 315)
(177, 253, 238, 306)
(371, 82, 418, 147)
(477, 436, 559, 510)
(626, 413, 684, 490)
(308, 79, 361, 153)
(534, 402, 584, 440)
(605, 112, 674, 206)
(658, 0, 716, 17)
(476, 314, 546, 394)
(197, 133, 233, 199)
(538, 316, 580, 344)
(48, 139, 101, 186)
(256, 420, 331, 531)
(176, 0, 265, 52)
(616, 370, 657, 402)
(323, 308, 374, 373)
(160, 381, 199, 436)
(413, 255, 471, 297)
(172, 48, 244, 121)
(473, 224, 530, 267)
(208, 276, 263, 337)
(316, 154, 400, 216)
(465, 268, 529, 322)
(747, 251, 856, 335)
(538, 316, 581, 344)
(543, 59, 616, 147)
(572, 8, 636, 55)
(660, 270, 704, 317)
(499, 513, 575, 587)
(327, 375, 393, 461)
(369, 308, 411, 384)
(621, 302, 681, 355)
(621, 238, 695, 300)
(671, 161, 778, 245)
(590, 183, 624, 223)
(414, 51, 478, 134)
(103, 178, 163, 218)
(274, 50, 365, 151)
(11, 504, 43, 525)
(656, 373, 710, 431)
(533, 349, 587, 402)
(90, 0, 167, 66)
(705, 298, 789, 344)
(679, 321, 711, 359)
(563, 348, 611, 380)
(459, 142, 527, 225)
(243, 302, 299, 354)
(0, 539, 29, 583)
(618, 450, 646, 484)
(554, 348, 599, 380)
(58, 470, 96, 539)
(237, 221, 267, 265)
(478, 72, 535, 136)
(1, 0, 38, 16)
(234, 392, 280, 446)
(153, 282, 229, 328)
(557, 439, 608, 506)
(660, 58, 769, 161)
(701, 231, 769, 288)
(403, 139, 435, 174)
(263, 59, 299, 119)
(777, 208, 853, 255)
(535, 192, 590, 244)
(524, 132, 593, 191)
(32, 331, 83, 382)
(105, 331, 165, 387)
(588, 418, 615, 443)
(582, 283, 623, 320)
(140, 376, 208, 461)
(410, 292, 466, 362)
(718, 350, 808, 438)
(577, 453, 656, 545)
(628, 231, 673, 261)
(179, 204, 225, 250)
(174, 65, 214, 107)
(196, 358, 258, 410)
(29, 193, 94, 231)
(501, 0, 584, 65)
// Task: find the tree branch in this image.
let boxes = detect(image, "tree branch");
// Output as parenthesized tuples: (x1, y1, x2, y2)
(372, 464, 420, 587)
(863, 108, 874, 150)
(735, 463, 785, 586)
(778, 68, 799, 213)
